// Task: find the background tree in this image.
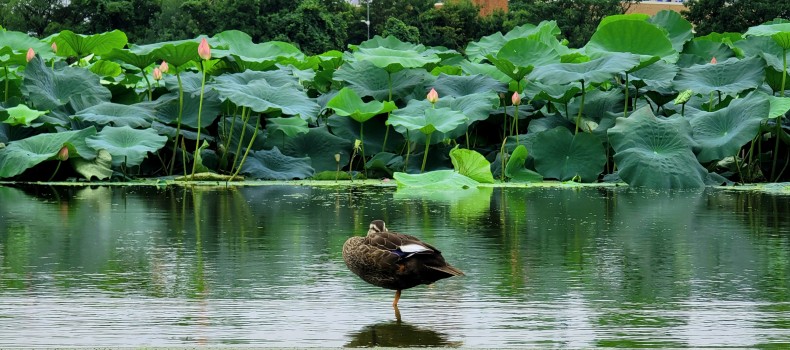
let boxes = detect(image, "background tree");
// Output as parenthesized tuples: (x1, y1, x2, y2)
(418, 0, 484, 50)
(382, 18, 420, 44)
(682, 0, 790, 35)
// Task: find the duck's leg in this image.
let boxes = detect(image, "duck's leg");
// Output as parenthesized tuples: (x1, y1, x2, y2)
(392, 290, 402, 307)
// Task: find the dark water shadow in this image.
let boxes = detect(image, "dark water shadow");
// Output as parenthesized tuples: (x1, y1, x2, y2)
(345, 320, 461, 347)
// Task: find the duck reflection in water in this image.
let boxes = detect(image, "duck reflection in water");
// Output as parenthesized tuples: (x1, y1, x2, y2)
(345, 320, 462, 347)
(342, 220, 464, 318)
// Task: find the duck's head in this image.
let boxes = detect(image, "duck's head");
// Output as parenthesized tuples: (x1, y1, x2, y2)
(368, 220, 387, 234)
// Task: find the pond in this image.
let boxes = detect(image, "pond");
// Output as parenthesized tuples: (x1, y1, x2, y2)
(0, 184, 789, 347)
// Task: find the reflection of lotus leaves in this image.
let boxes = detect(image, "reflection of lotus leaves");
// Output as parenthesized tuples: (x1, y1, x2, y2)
(345, 321, 461, 347)
(394, 187, 493, 221)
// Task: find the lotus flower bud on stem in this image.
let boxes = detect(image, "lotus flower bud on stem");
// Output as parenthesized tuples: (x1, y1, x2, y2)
(511, 91, 521, 106)
(198, 38, 211, 60)
(710, 57, 717, 64)
(354, 139, 362, 150)
(334, 153, 341, 162)
(51, 42, 57, 54)
(427, 88, 439, 104)
(159, 61, 169, 73)
(57, 146, 69, 161)
(153, 67, 163, 81)
(26, 48, 35, 62)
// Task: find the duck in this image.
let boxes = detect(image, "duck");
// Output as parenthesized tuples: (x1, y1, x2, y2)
(342, 220, 464, 308)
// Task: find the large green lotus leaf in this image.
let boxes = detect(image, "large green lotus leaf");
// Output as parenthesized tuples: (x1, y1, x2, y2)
(466, 32, 507, 63)
(735, 36, 790, 72)
(393, 170, 479, 189)
(265, 117, 309, 138)
(526, 80, 581, 104)
(51, 30, 127, 57)
(103, 44, 159, 69)
(3, 104, 47, 126)
(151, 41, 200, 67)
(0, 127, 97, 178)
(679, 40, 736, 67)
(334, 60, 429, 101)
(529, 53, 641, 85)
(459, 60, 511, 83)
(0, 31, 55, 63)
(390, 93, 497, 142)
(241, 146, 314, 180)
(213, 79, 319, 121)
(212, 69, 299, 89)
(505, 145, 543, 183)
(689, 93, 770, 162)
(215, 30, 303, 63)
(531, 127, 605, 182)
(466, 21, 565, 63)
(86, 126, 167, 167)
(607, 107, 711, 189)
(766, 94, 790, 118)
(326, 114, 400, 154)
(326, 87, 397, 123)
(449, 146, 494, 183)
(72, 102, 157, 128)
(353, 46, 439, 73)
(357, 35, 426, 51)
(489, 38, 560, 81)
(151, 91, 222, 129)
(649, 10, 694, 53)
(745, 23, 790, 49)
(673, 56, 764, 97)
(72, 149, 113, 180)
(88, 60, 122, 78)
(388, 106, 467, 136)
(22, 56, 111, 111)
(268, 125, 352, 172)
(585, 19, 678, 63)
(433, 74, 507, 97)
(629, 60, 679, 91)
(365, 152, 403, 176)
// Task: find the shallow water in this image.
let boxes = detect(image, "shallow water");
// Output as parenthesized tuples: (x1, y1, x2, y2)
(0, 184, 788, 347)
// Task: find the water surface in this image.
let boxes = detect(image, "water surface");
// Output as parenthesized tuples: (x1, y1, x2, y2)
(0, 184, 788, 347)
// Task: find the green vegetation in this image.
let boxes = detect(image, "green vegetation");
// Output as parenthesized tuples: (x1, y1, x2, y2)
(1, 9, 789, 190)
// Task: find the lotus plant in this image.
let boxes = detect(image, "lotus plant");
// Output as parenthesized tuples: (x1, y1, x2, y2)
(191, 38, 212, 179)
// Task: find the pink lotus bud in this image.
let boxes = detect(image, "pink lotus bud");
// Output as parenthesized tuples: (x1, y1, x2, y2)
(51, 42, 57, 54)
(159, 61, 169, 73)
(153, 67, 163, 81)
(511, 91, 521, 106)
(198, 38, 211, 60)
(427, 88, 439, 104)
(710, 57, 717, 64)
(26, 48, 35, 62)
(57, 146, 69, 161)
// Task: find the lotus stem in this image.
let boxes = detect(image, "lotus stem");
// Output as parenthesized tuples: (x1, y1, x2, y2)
(142, 68, 153, 102)
(772, 48, 788, 181)
(381, 72, 393, 151)
(168, 70, 185, 176)
(623, 73, 629, 117)
(3, 66, 9, 103)
(190, 62, 208, 179)
(403, 130, 411, 172)
(575, 80, 586, 135)
(48, 161, 62, 182)
(359, 122, 367, 177)
(420, 132, 432, 173)
(230, 114, 261, 180)
(231, 109, 251, 174)
(221, 107, 242, 170)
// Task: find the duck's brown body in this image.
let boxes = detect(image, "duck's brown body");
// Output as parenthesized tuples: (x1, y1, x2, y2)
(342, 220, 464, 306)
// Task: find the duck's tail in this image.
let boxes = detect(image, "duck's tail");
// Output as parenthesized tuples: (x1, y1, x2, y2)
(429, 264, 465, 276)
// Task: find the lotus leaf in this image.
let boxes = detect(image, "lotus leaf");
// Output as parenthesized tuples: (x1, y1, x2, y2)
(735, 36, 789, 73)
(50, 30, 127, 58)
(689, 93, 770, 162)
(215, 30, 303, 63)
(673, 56, 765, 97)
(267, 125, 352, 172)
(89, 60, 122, 77)
(766, 94, 790, 118)
(0, 31, 54, 63)
(219, 116, 266, 158)
(531, 127, 605, 182)
(505, 145, 543, 182)
(679, 40, 736, 67)
(745, 23, 790, 50)
(357, 35, 426, 51)
(326, 87, 397, 123)
(3, 104, 47, 126)
(388, 106, 466, 136)
(449, 146, 495, 183)
(629, 60, 679, 91)
(72, 149, 113, 180)
(326, 115, 399, 154)
(525, 80, 581, 104)
(459, 60, 511, 83)
(86, 126, 167, 167)
(489, 38, 560, 81)
(0, 127, 97, 178)
(152, 91, 222, 129)
(151, 41, 200, 68)
(240, 146, 313, 180)
(211, 69, 299, 89)
(73, 102, 157, 128)
(393, 170, 479, 189)
(648, 10, 694, 53)
(22, 57, 112, 111)
(608, 107, 712, 189)
(353, 46, 440, 73)
(585, 19, 678, 63)
(103, 45, 159, 70)
(266, 117, 309, 138)
(529, 53, 641, 85)
(334, 60, 429, 101)
(366, 152, 403, 176)
(213, 79, 319, 121)
(433, 74, 507, 97)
